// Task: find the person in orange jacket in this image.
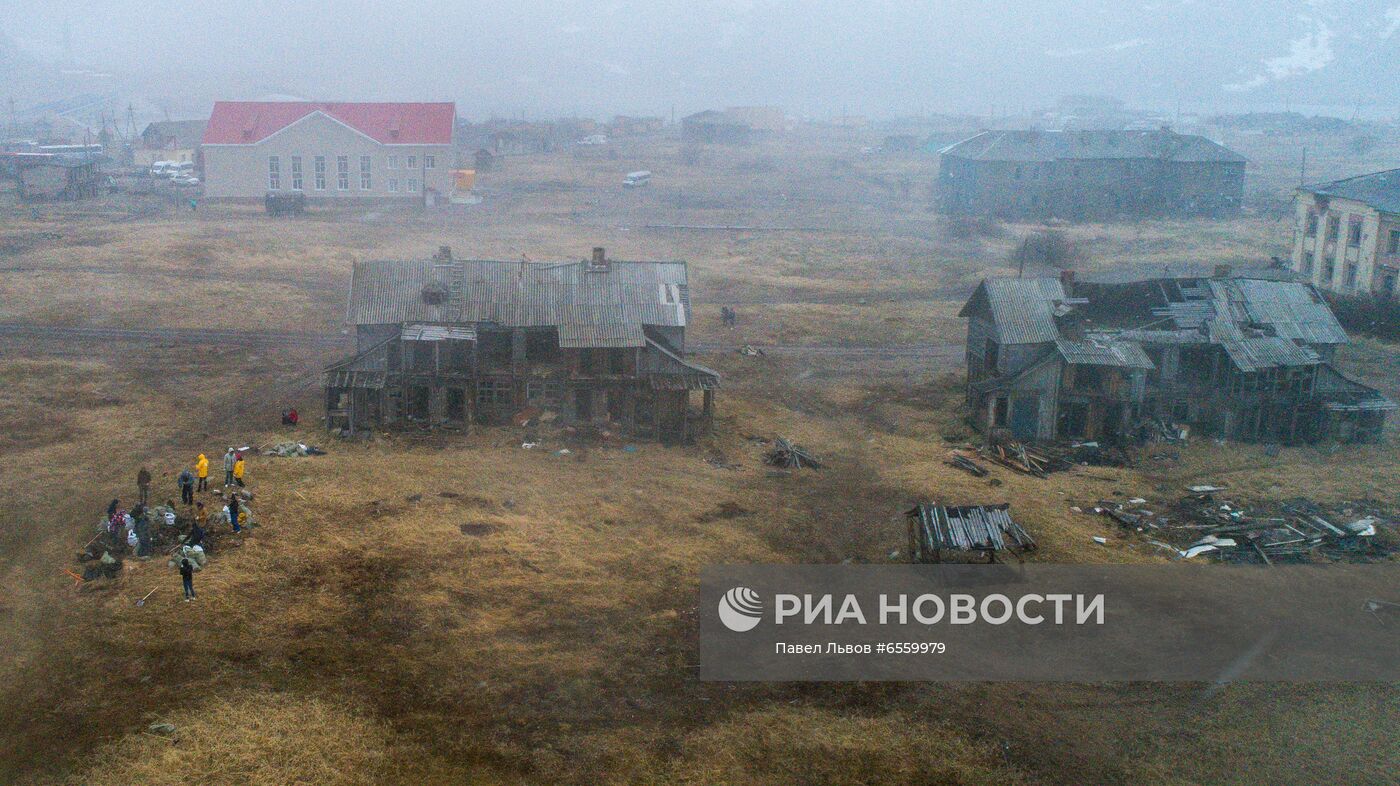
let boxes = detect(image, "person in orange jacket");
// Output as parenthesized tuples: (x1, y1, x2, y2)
(232, 454, 246, 488)
(195, 453, 209, 492)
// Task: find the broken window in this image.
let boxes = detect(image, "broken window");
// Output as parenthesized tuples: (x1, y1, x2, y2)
(1305, 212, 1318, 236)
(446, 388, 466, 421)
(526, 380, 564, 409)
(984, 340, 999, 373)
(1325, 215, 1340, 241)
(992, 396, 1009, 427)
(1301, 251, 1314, 275)
(607, 348, 632, 374)
(1389, 229, 1400, 254)
(1345, 263, 1358, 290)
(475, 380, 513, 411)
(1347, 218, 1363, 248)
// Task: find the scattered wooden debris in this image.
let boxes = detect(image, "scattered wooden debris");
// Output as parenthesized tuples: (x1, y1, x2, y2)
(764, 438, 822, 470)
(946, 451, 990, 477)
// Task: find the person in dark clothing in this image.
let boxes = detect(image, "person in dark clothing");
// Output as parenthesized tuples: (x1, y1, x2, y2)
(184, 519, 206, 549)
(228, 494, 242, 533)
(180, 558, 196, 600)
(106, 498, 120, 519)
(177, 468, 195, 505)
(133, 508, 152, 557)
(137, 467, 152, 505)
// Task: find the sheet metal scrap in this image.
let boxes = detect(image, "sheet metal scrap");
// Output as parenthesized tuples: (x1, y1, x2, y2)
(906, 503, 1036, 562)
(980, 442, 1053, 478)
(763, 438, 822, 469)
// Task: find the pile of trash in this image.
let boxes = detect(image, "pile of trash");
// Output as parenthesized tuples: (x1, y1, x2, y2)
(1091, 486, 1397, 564)
(264, 442, 327, 457)
(763, 437, 822, 470)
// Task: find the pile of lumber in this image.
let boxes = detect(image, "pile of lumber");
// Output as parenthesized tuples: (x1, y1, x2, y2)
(980, 442, 1055, 478)
(764, 438, 822, 469)
(945, 451, 989, 477)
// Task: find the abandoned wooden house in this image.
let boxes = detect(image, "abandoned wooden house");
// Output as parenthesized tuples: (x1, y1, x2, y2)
(960, 271, 1393, 445)
(324, 247, 720, 443)
(937, 129, 1245, 221)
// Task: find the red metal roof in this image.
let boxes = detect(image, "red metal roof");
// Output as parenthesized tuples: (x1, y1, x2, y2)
(202, 101, 455, 145)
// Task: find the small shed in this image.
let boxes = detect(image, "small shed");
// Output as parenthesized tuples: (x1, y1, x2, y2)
(905, 503, 1036, 563)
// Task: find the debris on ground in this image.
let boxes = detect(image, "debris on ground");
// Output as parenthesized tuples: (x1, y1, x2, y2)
(946, 450, 990, 477)
(264, 442, 327, 457)
(1090, 490, 1397, 564)
(979, 441, 1062, 478)
(763, 437, 822, 469)
(906, 503, 1036, 563)
(738, 344, 765, 356)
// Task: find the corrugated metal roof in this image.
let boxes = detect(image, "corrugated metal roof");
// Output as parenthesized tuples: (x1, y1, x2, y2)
(1056, 336, 1155, 369)
(347, 258, 690, 329)
(642, 338, 720, 389)
(1218, 337, 1320, 372)
(558, 323, 645, 348)
(971, 277, 1066, 344)
(940, 129, 1245, 163)
(906, 504, 1036, 553)
(401, 324, 476, 341)
(1224, 278, 1348, 345)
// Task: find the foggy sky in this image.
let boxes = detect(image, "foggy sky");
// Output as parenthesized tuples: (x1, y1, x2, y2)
(4, 0, 1400, 120)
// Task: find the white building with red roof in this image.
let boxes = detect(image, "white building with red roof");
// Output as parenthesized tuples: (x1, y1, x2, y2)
(200, 101, 456, 203)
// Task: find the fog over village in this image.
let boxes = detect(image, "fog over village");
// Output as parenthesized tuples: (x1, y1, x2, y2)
(2, 2, 1400, 785)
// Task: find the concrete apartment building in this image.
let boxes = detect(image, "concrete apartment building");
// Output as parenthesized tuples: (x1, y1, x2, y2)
(937, 129, 1246, 221)
(1291, 169, 1400, 299)
(201, 101, 455, 202)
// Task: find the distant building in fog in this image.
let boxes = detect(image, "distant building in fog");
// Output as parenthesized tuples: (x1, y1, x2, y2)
(1291, 169, 1400, 299)
(200, 101, 455, 203)
(937, 129, 1246, 221)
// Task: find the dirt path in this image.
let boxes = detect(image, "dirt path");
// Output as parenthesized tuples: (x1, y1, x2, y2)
(0, 322, 960, 358)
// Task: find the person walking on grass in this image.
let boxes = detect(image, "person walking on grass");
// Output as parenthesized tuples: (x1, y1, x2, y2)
(232, 453, 246, 488)
(227, 493, 242, 534)
(195, 453, 209, 492)
(137, 467, 152, 506)
(222, 448, 236, 487)
(177, 467, 195, 506)
(180, 558, 196, 601)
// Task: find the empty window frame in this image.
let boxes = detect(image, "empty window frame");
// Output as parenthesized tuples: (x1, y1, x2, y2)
(1304, 211, 1319, 236)
(475, 379, 513, 409)
(336, 156, 349, 190)
(1389, 229, 1400, 254)
(1347, 218, 1363, 248)
(267, 156, 280, 190)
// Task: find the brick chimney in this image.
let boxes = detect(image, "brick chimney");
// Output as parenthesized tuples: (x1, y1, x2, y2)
(1214, 264, 1232, 279)
(588, 246, 609, 272)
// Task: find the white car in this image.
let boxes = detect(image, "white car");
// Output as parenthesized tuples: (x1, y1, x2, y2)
(170, 174, 201, 186)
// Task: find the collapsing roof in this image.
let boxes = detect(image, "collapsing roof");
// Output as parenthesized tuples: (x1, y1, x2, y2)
(940, 129, 1246, 164)
(1300, 168, 1400, 215)
(906, 503, 1036, 561)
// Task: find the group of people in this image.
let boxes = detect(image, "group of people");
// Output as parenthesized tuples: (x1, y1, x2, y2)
(106, 448, 253, 602)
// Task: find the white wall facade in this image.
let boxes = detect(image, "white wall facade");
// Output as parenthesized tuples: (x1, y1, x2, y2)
(202, 111, 454, 201)
(1292, 191, 1400, 297)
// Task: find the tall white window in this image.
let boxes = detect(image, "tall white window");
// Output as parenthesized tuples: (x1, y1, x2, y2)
(314, 156, 326, 190)
(387, 154, 399, 169)
(336, 156, 349, 190)
(360, 155, 372, 190)
(267, 156, 280, 190)
(290, 156, 303, 190)
(406, 178, 419, 192)
(424, 154, 435, 169)
(388, 179, 398, 192)
(407, 155, 417, 169)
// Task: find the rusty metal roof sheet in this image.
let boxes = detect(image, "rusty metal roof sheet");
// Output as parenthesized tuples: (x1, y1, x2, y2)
(401, 323, 476, 342)
(1218, 337, 1321, 372)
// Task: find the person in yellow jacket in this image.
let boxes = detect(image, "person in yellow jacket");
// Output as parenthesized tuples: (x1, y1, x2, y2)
(195, 453, 209, 492)
(232, 454, 246, 488)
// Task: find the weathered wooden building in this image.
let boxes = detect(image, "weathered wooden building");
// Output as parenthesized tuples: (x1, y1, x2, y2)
(937, 129, 1245, 221)
(960, 271, 1392, 444)
(324, 247, 719, 443)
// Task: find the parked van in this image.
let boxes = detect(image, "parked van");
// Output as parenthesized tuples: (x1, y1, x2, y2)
(623, 170, 652, 188)
(167, 162, 195, 179)
(149, 161, 176, 177)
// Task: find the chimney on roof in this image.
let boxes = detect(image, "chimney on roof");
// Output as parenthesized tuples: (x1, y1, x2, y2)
(433, 245, 452, 263)
(1214, 264, 1232, 279)
(588, 246, 609, 272)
